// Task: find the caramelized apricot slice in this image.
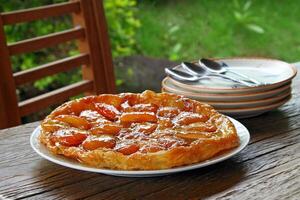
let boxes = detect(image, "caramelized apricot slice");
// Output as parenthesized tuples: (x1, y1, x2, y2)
(158, 118, 173, 129)
(176, 132, 212, 140)
(156, 136, 187, 147)
(120, 112, 157, 124)
(42, 120, 69, 132)
(95, 103, 120, 121)
(120, 101, 131, 111)
(117, 130, 148, 140)
(140, 145, 163, 153)
(55, 115, 91, 130)
(50, 129, 87, 146)
(136, 123, 157, 134)
(91, 124, 122, 135)
(96, 95, 123, 108)
(117, 144, 139, 155)
(157, 107, 180, 118)
(184, 123, 217, 132)
(183, 99, 195, 111)
(42, 123, 66, 133)
(173, 112, 208, 125)
(128, 103, 158, 113)
(70, 97, 97, 114)
(121, 93, 139, 106)
(79, 110, 102, 122)
(176, 98, 194, 112)
(82, 136, 116, 150)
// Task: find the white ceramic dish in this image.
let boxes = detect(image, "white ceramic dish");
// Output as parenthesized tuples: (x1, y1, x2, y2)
(169, 58, 297, 94)
(30, 117, 250, 177)
(218, 95, 291, 118)
(162, 80, 291, 102)
(186, 89, 291, 109)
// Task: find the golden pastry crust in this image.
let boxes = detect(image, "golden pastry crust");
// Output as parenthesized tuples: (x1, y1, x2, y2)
(40, 90, 239, 170)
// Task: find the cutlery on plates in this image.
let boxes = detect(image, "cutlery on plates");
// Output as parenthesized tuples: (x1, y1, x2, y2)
(164, 68, 204, 82)
(200, 58, 262, 85)
(181, 62, 253, 87)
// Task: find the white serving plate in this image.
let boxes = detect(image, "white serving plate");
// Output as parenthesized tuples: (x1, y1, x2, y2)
(169, 58, 297, 94)
(162, 80, 291, 102)
(30, 117, 250, 177)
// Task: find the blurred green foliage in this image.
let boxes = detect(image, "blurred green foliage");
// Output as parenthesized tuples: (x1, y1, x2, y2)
(232, 0, 264, 34)
(164, 24, 182, 61)
(2, 0, 299, 100)
(105, 0, 141, 57)
(136, 0, 300, 62)
(0, 0, 140, 98)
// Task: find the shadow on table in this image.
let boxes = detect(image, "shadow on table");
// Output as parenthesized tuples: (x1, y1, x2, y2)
(245, 110, 292, 135)
(33, 158, 247, 199)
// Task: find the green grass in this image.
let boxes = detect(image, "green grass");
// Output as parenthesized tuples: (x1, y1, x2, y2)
(136, 0, 300, 62)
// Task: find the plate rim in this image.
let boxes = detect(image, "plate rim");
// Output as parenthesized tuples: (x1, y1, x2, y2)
(30, 117, 250, 177)
(218, 95, 291, 113)
(163, 79, 291, 98)
(168, 57, 297, 92)
(203, 89, 291, 106)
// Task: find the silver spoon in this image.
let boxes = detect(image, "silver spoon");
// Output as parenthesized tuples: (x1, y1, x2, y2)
(181, 62, 253, 87)
(165, 67, 251, 86)
(200, 58, 261, 85)
(164, 68, 203, 82)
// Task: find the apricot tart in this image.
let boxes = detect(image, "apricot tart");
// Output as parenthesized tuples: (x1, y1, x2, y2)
(40, 90, 239, 170)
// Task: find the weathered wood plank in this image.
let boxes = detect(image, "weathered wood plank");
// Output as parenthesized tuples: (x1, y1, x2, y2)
(13, 53, 89, 86)
(208, 158, 300, 200)
(1, 1, 80, 25)
(0, 15, 21, 128)
(145, 152, 300, 200)
(72, 0, 116, 94)
(8, 27, 85, 55)
(0, 121, 299, 199)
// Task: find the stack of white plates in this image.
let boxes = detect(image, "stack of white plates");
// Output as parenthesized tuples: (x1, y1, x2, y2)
(162, 58, 297, 118)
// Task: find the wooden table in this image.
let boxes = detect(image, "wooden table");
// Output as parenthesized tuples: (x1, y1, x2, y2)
(1, 67, 299, 200)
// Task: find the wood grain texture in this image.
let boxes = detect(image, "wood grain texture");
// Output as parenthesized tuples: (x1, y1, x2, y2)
(1, 1, 80, 25)
(0, 67, 299, 199)
(0, 16, 21, 128)
(13, 53, 89, 86)
(90, 0, 116, 93)
(8, 27, 85, 55)
(72, 0, 116, 94)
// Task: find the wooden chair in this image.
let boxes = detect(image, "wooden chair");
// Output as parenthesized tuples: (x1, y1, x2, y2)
(0, 0, 116, 129)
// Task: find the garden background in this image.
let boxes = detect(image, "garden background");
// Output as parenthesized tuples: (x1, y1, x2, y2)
(1, 0, 299, 122)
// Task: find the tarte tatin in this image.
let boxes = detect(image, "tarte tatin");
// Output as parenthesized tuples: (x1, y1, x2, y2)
(40, 90, 239, 170)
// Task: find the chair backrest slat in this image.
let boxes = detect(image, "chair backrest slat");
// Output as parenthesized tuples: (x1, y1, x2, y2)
(1, 1, 80, 25)
(0, 17, 21, 128)
(19, 80, 93, 116)
(73, 0, 116, 94)
(0, 0, 116, 129)
(8, 27, 85, 55)
(13, 53, 89, 86)
(91, 0, 116, 93)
